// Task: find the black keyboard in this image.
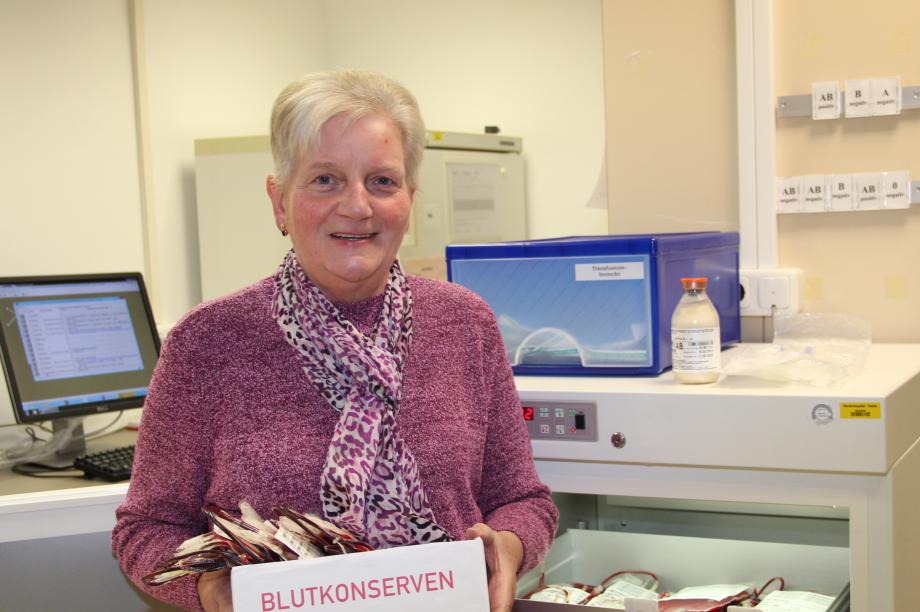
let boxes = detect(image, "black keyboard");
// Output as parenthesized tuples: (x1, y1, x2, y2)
(74, 445, 135, 482)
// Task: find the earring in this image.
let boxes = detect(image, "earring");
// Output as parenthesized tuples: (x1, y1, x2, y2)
(280, 223, 288, 237)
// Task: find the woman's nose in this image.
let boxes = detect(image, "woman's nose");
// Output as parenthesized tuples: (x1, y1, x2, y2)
(338, 181, 373, 219)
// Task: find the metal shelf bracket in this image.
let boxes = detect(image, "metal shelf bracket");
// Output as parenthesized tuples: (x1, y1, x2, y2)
(777, 85, 920, 118)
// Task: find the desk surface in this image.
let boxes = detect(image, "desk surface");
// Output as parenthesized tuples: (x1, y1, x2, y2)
(0, 428, 137, 496)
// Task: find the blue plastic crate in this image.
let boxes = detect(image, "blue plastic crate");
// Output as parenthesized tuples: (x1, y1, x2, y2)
(446, 232, 740, 376)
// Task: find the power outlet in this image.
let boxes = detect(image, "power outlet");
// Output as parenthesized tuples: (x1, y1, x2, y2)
(739, 268, 802, 316)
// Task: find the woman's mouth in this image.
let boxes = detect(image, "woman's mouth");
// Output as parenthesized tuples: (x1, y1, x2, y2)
(330, 232, 375, 241)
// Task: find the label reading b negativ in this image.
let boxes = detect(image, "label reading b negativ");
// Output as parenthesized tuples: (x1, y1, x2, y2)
(671, 327, 720, 372)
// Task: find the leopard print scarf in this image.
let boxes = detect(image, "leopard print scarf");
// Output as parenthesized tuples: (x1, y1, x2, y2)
(271, 250, 451, 548)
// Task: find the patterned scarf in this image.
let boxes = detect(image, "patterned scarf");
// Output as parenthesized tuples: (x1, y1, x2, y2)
(271, 250, 451, 548)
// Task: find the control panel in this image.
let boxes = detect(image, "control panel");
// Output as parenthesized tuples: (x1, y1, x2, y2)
(520, 400, 597, 442)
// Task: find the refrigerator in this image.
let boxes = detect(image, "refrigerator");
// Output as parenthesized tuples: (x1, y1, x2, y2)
(511, 343, 920, 611)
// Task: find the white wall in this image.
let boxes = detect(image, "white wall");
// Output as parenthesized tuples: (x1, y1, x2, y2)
(1, 0, 607, 326)
(0, 0, 145, 277)
(322, 0, 609, 243)
(139, 0, 328, 321)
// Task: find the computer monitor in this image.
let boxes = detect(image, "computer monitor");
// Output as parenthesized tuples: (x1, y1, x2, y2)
(0, 273, 160, 462)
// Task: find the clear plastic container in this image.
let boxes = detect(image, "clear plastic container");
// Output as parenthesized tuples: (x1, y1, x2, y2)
(671, 277, 720, 384)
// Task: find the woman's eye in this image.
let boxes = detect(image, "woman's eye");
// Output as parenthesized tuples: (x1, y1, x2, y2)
(315, 175, 333, 185)
(372, 176, 397, 188)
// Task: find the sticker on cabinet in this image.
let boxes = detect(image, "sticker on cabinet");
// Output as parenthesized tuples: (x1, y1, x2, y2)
(840, 402, 881, 419)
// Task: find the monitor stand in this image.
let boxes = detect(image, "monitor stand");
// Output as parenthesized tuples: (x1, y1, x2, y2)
(42, 418, 87, 468)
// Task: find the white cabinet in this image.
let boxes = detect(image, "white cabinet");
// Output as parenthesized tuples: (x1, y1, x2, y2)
(516, 344, 920, 611)
(192, 131, 528, 300)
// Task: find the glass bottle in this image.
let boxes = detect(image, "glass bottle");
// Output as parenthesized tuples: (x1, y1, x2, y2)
(671, 277, 721, 384)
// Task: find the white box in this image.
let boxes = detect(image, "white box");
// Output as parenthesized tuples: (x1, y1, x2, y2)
(801, 175, 828, 212)
(871, 77, 901, 116)
(231, 539, 489, 612)
(844, 79, 872, 117)
(811, 81, 841, 120)
(883, 170, 911, 209)
(854, 173, 883, 209)
(828, 174, 854, 211)
(776, 176, 803, 213)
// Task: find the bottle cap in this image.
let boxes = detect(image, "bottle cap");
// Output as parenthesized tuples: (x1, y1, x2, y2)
(680, 277, 708, 290)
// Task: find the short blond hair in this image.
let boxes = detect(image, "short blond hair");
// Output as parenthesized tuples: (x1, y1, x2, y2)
(269, 70, 425, 192)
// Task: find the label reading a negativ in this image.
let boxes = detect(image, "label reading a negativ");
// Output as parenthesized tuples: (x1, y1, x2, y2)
(574, 262, 644, 281)
(671, 327, 720, 372)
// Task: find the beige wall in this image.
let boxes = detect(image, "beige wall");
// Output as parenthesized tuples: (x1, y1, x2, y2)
(0, 0, 146, 278)
(602, 0, 920, 343)
(774, 0, 920, 342)
(602, 0, 739, 234)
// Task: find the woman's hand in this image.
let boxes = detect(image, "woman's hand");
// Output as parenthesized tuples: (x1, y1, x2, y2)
(198, 569, 233, 611)
(466, 523, 524, 612)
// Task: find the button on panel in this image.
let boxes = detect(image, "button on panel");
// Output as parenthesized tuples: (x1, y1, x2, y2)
(520, 400, 597, 442)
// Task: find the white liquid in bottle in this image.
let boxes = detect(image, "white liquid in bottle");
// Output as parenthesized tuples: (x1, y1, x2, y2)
(671, 277, 720, 384)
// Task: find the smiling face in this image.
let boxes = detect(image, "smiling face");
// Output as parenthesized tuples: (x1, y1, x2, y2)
(268, 113, 413, 303)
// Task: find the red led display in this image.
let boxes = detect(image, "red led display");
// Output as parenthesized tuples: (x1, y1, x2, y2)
(522, 406, 534, 421)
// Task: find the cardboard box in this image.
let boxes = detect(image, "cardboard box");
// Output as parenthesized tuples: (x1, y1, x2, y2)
(231, 538, 489, 612)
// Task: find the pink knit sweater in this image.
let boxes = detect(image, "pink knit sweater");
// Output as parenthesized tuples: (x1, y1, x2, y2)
(112, 275, 558, 610)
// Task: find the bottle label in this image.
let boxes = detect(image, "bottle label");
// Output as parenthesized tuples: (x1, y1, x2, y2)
(671, 327, 720, 372)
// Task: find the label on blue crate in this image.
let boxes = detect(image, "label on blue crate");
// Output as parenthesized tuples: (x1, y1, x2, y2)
(574, 262, 644, 281)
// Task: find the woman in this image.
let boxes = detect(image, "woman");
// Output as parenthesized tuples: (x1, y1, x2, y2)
(112, 69, 558, 611)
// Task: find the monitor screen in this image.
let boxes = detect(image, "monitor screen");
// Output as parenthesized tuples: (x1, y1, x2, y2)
(0, 273, 160, 426)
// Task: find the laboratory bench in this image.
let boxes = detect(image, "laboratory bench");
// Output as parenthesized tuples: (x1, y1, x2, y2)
(1, 344, 918, 611)
(0, 427, 179, 610)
